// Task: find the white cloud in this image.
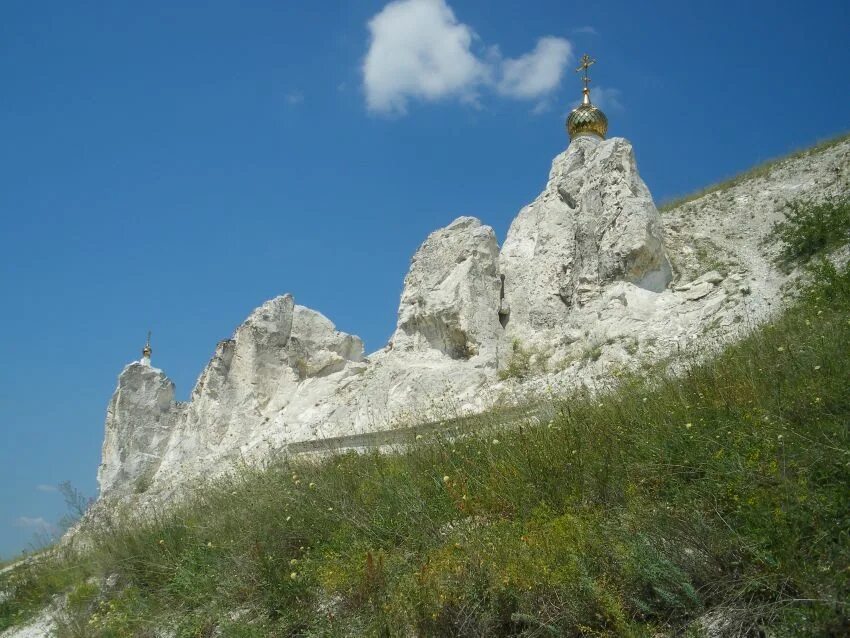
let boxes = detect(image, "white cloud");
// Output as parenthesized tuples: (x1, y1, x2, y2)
(573, 26, 598, 35)
(15, 516, 52, 530)
(497, 37, 572, 99)
(286, 91, 304, 106)
(575, 86, 623, 112)
(36, 484, 58, 493)
(363, 0, 488, 114)
(362, 0, 573, 115)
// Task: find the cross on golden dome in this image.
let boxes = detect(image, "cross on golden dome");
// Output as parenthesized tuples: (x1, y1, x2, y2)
(576, 53, 596, 92)
(142, 331, 152, 359)
(565, 53, 608, 141)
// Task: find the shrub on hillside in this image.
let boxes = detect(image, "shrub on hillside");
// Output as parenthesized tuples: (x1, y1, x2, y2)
(770, 195, 850, 268)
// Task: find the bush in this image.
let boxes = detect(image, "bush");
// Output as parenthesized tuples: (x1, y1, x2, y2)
(770, 195, 850, 268)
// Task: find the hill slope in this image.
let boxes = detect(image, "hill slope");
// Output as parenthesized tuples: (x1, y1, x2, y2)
(2, 139, 849, 637)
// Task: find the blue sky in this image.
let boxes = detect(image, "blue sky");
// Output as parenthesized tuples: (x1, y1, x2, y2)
(1, 0, 848, 558)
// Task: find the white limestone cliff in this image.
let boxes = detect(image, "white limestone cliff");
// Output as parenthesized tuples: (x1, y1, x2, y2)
(98, 362, 179, 496)
(95, 135, 850, 501)
(390, 216, 502, 365)
(500, 136, 671, 353)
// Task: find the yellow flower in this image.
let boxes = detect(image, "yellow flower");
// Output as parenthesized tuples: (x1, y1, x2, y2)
(443, 475, 451, 483)
(290, 572, 298, 580)
(415, 434, 423, 440)
(492, 439, 500, 445)
(309, 482, 316, 489)
(685, 423, 693, 429)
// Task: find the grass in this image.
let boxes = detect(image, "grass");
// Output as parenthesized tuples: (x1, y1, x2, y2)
(658, 132, 849, 212)
(2, 201, 849, 636)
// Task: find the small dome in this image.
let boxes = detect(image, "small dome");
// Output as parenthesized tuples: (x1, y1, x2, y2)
(566, 89, 608, 140)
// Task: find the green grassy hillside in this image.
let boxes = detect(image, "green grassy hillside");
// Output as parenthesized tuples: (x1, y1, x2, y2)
(2, 199, 849, 637)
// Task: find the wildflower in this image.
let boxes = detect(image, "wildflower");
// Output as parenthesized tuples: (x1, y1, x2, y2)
(817, 310, 823, 316)
(415, 434, 423, 440)
(814, 397, 822, 403)
(642, 397, 648, 403)
(158, 539, 165, 545)
(290, 558, 298, 565)
(685, 423, 693, 429)
(442, 475, 451, 483)
(207, 541, 213, 548)
(778, 435, 784, 441)
(776, 346, 785, 352)
(492, 438, 500, 445)
(327, 507, 334, 511)
(294, 480, 301, 486)
(286, 516, 292, 522)
(814, 365, 821, 370)
(290, 572, 298, 580)
(309, 482, 316, 489)
(292, 474, 298, 481)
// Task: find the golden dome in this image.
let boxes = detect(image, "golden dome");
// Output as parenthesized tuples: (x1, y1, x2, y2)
(142, 331, 152, 359)
(566, 88, 608, 140)
(566, 54, 608, 141)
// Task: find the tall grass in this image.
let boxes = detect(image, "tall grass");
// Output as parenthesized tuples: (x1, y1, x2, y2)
(2, 203, 849, 636)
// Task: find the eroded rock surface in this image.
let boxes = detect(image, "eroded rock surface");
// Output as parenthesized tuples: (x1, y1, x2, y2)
(391, 216, 502, 365)
(95, 135, 850, 500)
(98, 362, 179, 496)
(500, 136, 671, 349)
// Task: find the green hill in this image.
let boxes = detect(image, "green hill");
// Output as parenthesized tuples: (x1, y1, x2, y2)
(2, 198, 849, 637)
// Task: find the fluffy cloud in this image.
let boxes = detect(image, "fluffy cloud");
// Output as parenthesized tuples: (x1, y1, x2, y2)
(35, 484, 58, 493)
(15, 516, 52, 530)
(363, 0, 488, 114)
(570, 86, 624, 112)
(362, 0, 574, 114)
(497, 37, 573, 99)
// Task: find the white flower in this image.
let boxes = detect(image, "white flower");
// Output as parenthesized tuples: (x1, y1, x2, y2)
(442, 475, 451, 483)
(290, 572, 298, 580)
(492, 439, 500, 445)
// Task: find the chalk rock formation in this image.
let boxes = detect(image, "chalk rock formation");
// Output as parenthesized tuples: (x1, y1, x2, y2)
(94, 134, 850, 501)
(97, 362, 179, 496)
(391, 216, 502, 365)
(500, 136, 672, 347)
(147, 296, 365, 490)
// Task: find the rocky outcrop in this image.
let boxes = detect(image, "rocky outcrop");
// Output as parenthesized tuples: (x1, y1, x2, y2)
(146, 297, 365, 492)
(98, 362, 179, 496)
(391, 216, 502, 365)
(96, 135, 850, 500)
(500, 136, 671, 347)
